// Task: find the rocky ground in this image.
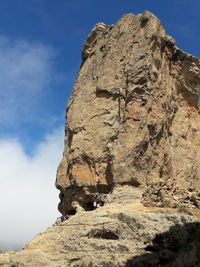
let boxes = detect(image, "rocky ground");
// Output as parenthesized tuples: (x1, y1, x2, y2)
(1, 10, 200, 267)
(1, 186, 200, 266)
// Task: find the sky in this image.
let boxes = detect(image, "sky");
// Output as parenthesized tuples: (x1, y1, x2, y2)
(0, 0, 199, 252)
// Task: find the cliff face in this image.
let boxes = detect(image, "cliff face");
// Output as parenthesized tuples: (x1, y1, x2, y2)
(56, 11, 200, 214)
(1, 11, 200, 267)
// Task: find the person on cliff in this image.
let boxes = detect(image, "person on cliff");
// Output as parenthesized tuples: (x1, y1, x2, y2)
(93, 201, 97, 209)
(93, 201, 104, 209)
(61, 214, 69, 222)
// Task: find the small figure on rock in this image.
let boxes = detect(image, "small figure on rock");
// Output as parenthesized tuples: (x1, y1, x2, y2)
(93, 201, 104, 209)
(61, 214, 69, 222)
(99, 201, 104, 207)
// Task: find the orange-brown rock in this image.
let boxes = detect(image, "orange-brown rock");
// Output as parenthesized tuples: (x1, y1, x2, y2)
(1, 11, 200, 267)
(56, 11, 200, 214)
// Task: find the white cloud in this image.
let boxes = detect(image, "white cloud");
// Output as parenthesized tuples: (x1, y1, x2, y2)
(0, 36, 55, 125)
(0, 126, 64, 251)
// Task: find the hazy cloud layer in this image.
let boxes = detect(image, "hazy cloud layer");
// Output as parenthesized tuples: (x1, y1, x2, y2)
(0, 36, 55, 125)
(0, 127, 64, 251)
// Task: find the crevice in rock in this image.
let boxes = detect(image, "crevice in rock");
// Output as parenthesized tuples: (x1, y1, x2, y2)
(88, 229, 119, 240)
(120, 180, 141, 187)
(93, 231, 119, 240)
(148, 124, 164, 146)
(118, 95, 122, 122)
(67, 128, 73, 147)
(95, 87, 119, 99)
(82, 154, 95, 170)
(140, 16, 149, 28)
(67, 126, 86, 148)
(105, 155, 114, 185)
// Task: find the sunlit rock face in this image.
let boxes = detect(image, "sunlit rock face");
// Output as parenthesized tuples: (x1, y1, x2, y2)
(1, 11, 200, 267)
(56, 11, 200, 214)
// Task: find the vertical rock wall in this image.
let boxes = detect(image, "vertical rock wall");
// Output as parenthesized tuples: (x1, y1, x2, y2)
(56, 11, 200, 213)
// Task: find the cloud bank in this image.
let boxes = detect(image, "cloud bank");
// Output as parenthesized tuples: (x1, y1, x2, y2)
(0, 36, 55, 125)
(0, 127, 64, 251)
(0, 35, 66, 252)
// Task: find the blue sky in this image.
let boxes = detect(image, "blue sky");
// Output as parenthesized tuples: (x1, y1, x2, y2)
(0, 0, 199, 251)
(0, 0, 199, 149)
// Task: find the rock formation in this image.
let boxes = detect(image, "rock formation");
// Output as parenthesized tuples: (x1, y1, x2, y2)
(1, 10, 200, 267)
(1, 199, 200, 266)
(56, 11, 200, 214)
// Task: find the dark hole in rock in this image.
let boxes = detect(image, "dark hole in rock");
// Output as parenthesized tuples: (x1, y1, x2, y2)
(85, 201, 96, 211)
(145, 245, 157, 252)
(93, 231, 119, 240)
(84, 201, 105, 211)
(158, 257, 171, 265)
(121, 180, 141, 187)
(142, 99, 148, 106)
(134, 85, 146, 93)
(58, 185, 111, 214)
(148, 124, 156, 137)
(140, 17, 148, 28)
(68, 209, 76, 215)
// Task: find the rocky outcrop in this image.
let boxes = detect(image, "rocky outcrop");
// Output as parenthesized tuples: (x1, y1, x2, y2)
(1, 195, 200, 267)
(56, 11, 200, 214)
(1, 10, 200, 267)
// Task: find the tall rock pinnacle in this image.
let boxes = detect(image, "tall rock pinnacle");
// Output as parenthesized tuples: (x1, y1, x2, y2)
(1, 11, 200, 267)
(56, 11, 200, 214)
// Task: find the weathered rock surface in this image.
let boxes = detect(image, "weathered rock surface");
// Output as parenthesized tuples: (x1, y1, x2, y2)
(56, 11, 200, 214)
(1, 10, 200, 267)
(1, 194, 200, 266)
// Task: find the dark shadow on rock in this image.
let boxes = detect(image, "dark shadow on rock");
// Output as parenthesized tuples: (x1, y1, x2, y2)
(126, 222, 200, 267)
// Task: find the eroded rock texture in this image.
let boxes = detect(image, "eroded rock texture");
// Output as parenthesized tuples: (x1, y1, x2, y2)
(56, 11, 200, 214)
(1, 199, 200, 267)
(1, 11, 200, 267)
